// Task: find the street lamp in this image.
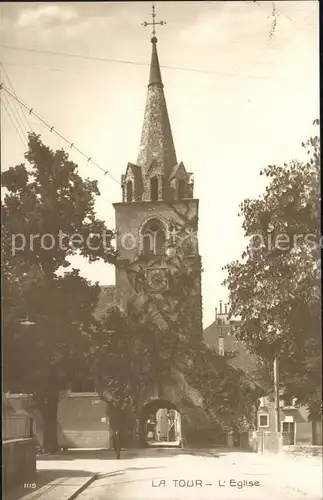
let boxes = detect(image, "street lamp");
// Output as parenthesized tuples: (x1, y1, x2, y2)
(20, 317, 36, 326)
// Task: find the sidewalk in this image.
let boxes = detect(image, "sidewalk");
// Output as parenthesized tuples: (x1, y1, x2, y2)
(4, 472, 97, 500)
(4, 449, 136, 500)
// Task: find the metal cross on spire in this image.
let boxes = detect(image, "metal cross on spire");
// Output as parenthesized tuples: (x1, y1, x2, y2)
(142, 3, 166, 40)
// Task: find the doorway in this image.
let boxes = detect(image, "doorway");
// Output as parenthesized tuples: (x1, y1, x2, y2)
(140, 399, 181, 447)
(282, 421, 295, 445)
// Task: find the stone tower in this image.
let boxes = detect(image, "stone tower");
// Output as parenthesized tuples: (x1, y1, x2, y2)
(113, 34, 202, 329)
(113, 30, 206, 445)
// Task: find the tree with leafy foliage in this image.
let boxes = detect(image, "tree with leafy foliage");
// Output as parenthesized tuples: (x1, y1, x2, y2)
(223, 121, 321, 418)
(89, 309, 152, 445)
(92, 243, 259, 445)
(2, 133, 115, 452)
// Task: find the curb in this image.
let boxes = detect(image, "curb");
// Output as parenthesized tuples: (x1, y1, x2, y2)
(67, 474, 99, 500)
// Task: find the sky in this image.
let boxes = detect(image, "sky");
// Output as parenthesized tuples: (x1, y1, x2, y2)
(0, 1, 319, 328)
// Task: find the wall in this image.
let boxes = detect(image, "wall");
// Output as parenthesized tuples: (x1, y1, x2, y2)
(4, 394, 43, 447)
(3, 438, 36, 490)
(283, 445, 323, 458)
(114, 199, 199, 309)
(58, 393, 111, 449)
(257, 431, 283, 454)
(5, 393, 112, 450)
(313, 419, 323, 445)
(257, 400, 315, 445)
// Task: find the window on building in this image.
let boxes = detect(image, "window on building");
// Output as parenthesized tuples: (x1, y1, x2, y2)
(258, 414, 269, 428)
(141, 219, 166, 256)
(126, 181, 133, 202)
(282, 421, 295, 432)
(178, 179, 186, 199)
(150, 176, 159, 201)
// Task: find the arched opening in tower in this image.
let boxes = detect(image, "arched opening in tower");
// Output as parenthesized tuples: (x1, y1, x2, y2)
(140, 399, 181, 448)
(150, 176, 159, 201)
(126, 181, 133, 202)
(141, 219, 166, 256)
(155, 228, 165, 255)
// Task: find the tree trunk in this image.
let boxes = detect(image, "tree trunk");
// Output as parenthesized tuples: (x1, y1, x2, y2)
(39, 393, 59, 453)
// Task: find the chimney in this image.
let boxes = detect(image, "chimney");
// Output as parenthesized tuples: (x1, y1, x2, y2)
(219, 301, 223, 314)
(219, 335, 224, 356)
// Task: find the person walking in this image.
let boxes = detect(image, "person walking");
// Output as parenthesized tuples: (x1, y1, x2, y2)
(112, 428, 121, 459)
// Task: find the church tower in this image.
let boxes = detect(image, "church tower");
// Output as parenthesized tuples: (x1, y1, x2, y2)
(113, 16, 202, 338)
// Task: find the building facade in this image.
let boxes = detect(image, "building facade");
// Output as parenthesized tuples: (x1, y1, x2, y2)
(6, 33, 207, 450)
(113, 34, 201, 316)
(112, 32, 205, 443)
(204, 301, 322, 446)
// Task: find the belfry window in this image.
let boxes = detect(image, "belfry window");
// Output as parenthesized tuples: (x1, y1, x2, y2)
(126, 181, 133, 202)
(178, 179, 186, 199)
(150, 176, 159, 202)
(161, 175, 165, 200)
(141, 219, 166, 256)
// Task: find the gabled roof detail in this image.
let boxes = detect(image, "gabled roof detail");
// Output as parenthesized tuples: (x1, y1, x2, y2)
(203, 320, 259, 376)
(169, 162, 188, 181)
(124, 162, 142, 181)
(123, 163, 143, 200)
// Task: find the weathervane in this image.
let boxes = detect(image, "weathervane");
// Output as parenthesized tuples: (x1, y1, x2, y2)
(142, 3, 166, 39)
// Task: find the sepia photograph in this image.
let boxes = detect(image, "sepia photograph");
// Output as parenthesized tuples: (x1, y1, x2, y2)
(1, 1, 321, 499)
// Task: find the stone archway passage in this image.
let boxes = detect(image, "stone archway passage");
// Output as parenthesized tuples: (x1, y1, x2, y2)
(140, 399, 182, 448)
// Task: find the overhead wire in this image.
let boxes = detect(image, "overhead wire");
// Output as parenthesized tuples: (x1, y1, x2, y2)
(0, 62, 33, 132)
(1, 90, 26, 144)
(1, 93, 28, 150)
(1, 60, 89, 76)
(0, 44, 271, 80)
(0, 82, 121, 186)
(0, 78, 30, 148)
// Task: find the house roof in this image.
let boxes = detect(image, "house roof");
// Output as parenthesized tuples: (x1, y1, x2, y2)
(94, 285, 116, 320)
(203, 320, 259, 377)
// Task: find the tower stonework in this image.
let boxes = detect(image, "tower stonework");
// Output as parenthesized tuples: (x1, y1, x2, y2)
(113, 35, 202, 331)
(113, 31, 205, 445)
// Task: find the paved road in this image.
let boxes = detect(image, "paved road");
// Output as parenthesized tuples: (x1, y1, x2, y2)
(74, 448, 322, 500)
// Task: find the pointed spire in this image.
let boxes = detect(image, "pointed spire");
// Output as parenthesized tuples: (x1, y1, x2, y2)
(137, 35, 177, 190)
(149, 36, 163, 87)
